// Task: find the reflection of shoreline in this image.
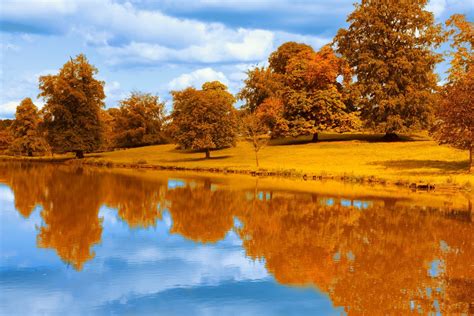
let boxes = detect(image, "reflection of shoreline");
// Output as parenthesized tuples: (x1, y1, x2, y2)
(1, 160, 471, 212)
(0, 156, 471, 194)
(1, 161, 473, 314)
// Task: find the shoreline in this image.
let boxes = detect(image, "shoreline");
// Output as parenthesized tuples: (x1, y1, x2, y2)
(1, 155, 469, 194)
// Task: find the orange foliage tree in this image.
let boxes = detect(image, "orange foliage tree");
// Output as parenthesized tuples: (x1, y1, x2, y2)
(111, 92, 167, 148)
(432, 15, 474, 172)
(239, 42, 358, 140)
(9, 98, 49, 156)
(237, 67, 284, 113)
(170, 81, 238, 159)
(283, 45, 359, 141)
(39, 54, 105, 158)
(0, 119, 13, 153)
(334, 0, 445, 140)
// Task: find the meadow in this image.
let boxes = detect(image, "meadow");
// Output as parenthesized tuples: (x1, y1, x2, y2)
(78, 133, 473, 189)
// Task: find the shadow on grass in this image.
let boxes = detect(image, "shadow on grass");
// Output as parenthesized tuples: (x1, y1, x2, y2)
(373, 159, 469, 174)
(86, 154, 104, 158)
(170, 155, 233, 163)
(270, 133, 426, 146)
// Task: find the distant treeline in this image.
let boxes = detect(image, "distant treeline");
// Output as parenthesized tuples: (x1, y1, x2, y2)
(1, 1, 472, 170)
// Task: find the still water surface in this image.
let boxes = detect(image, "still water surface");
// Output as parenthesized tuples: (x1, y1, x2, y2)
(0, 162, 473, 315)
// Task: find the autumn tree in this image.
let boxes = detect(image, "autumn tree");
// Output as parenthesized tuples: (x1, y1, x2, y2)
(283, 45, 359, 141)
(241, 110, 271, 168)
(237, 42, 311, 132)
(111, 92, 167, 148)
(170, 81, 238, 159)
(268, 42, 314, 75)
(0, 119, 13, 153)
(237, 66, 284, 113)
(254, 97, 288, 137)
(9, 98, 49, 156)
(99, 109, 115, 151)
(432, 15, 473, 172)
(334, 0, 444, 140)
(39, 54, 105, 158)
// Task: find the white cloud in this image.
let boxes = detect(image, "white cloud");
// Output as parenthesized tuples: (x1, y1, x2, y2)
(103, 80, 127, 106)
(100, 29, 274, 65)
(0, 99, 45, 119)
(1, 0, 275, 65)
(168, 68, 229, 90)
(427, 0, 447, 18)
(1, 0, 78, 18)
(274, 31, 332, 51)
(0, 101, 19, 119)
(0, 186, 15, 203)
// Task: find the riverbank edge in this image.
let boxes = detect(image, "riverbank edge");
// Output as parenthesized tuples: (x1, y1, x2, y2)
(1, 155, 470, 194)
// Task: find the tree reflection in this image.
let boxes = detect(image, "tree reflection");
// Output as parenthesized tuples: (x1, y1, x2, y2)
(0, 162, 472, 314)
(102, 173, 167, 228)
(37, 167, 103, 271)
(237, 194, 474, 314)
(166, 181, 243, 243)
(0, 162, 47, 218)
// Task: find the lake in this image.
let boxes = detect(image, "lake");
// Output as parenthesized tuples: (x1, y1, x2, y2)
(0, 162, 473, 315)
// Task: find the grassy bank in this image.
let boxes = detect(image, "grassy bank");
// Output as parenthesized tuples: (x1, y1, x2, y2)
(92, 133, 472, 188)
(2, 133, 472, 190)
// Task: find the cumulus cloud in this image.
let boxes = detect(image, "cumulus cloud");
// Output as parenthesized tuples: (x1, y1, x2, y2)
(0, 101, 19, 119)
(100, 29, 274, 65)
(1, 0, 77, 17)
(103, 80, 127, 106)
(1, 0, 275, 65)
(427, 0, 447, 18)
(168, 68, 229, 90)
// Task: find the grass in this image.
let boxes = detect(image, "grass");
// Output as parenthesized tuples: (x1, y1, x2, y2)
(2, 132, 471, 189)
(85, 132, 473, 188)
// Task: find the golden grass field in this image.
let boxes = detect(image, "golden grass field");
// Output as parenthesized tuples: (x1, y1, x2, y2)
(87, 133, 473, 188)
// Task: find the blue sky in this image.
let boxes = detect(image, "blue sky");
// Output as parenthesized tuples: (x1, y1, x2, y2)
(1, 0, 473, 118)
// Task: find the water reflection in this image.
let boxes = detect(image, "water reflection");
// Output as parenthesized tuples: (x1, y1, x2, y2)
(0, 162, 472, 314)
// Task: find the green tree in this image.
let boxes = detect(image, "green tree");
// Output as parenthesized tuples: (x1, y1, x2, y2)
(334, 0, 444, 140)
(170, 81, 238, 159)
(9, 98, 49, 156)
(111, 92, 167, 148)
(39, 54, 105, 158)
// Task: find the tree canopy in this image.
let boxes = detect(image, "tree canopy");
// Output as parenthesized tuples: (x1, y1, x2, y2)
(237, 66, 284, 113)
(39, 54, 105, 158)
(334, 0, 445, 137)
(111, 92, 167, 148)
(9, 98, 49, 156)
(282, 45, 359, 140)
(432, 14, 473, 171)
(170, 81, 238, 159)
(0, 119, 13, 154)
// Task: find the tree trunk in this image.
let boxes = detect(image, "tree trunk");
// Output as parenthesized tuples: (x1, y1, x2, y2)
(255, 150, 259, 168)
(205, 148, 210, 159)
(75, 150, 84, 159)
(382, 132, 400, 142)
(312, 133, 319, 142)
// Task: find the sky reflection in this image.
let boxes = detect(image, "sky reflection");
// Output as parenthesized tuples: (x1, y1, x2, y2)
(0, 163, 473, 315)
